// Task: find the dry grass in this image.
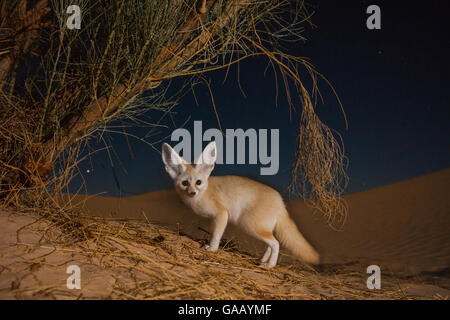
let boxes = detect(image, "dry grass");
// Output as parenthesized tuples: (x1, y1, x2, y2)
(290, 89, 348, 230)
(1, 207, 438, 300)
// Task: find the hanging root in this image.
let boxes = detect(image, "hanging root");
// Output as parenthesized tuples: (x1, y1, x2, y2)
(290, 86, 349, 231)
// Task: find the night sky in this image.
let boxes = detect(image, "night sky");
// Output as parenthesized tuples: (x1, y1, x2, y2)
(71, 1, 450, 198)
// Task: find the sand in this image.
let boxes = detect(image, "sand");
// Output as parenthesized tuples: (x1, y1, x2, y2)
(0, 169, 449, 299)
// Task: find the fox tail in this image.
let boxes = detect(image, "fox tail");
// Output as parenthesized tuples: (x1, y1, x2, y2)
(274, 210, 320, 264)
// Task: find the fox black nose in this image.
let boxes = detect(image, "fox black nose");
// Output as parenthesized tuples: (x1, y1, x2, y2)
(189, 191, 196, 196)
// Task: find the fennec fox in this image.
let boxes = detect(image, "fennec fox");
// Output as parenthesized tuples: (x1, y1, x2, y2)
(162, 141, 320, 268)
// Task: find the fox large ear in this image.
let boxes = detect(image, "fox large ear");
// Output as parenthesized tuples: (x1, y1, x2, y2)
(162, 143, 186, 179)
(195, 141, 216, 175)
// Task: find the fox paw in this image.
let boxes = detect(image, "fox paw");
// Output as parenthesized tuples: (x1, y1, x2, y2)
(205, 244, 218, 252)
(259, 262, 275, 269)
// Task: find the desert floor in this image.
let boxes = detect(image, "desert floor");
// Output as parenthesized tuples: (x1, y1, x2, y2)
(0, 169, 449, 299)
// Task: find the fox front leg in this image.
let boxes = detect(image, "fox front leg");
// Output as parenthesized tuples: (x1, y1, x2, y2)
(205, 211, 228, 252)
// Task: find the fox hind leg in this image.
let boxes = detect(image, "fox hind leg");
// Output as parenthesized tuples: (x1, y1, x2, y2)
(239, 207, 279, 268)
(256, 231, 279, 268)
(264, 237, 279, 268)
(261, 246, 271, 264)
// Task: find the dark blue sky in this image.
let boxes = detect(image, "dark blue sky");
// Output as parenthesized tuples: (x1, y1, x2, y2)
(71, 0, 450, 197)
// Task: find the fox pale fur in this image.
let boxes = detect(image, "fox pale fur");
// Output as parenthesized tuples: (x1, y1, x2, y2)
(162, 141, 319, 268)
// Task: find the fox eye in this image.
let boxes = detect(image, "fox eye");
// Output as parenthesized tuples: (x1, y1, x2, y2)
(182, 180, 189, 187)
(196, 180, 202, 186)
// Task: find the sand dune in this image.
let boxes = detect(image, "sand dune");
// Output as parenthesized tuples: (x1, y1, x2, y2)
(1, 169, 449, 299)
(78, 168, 450, 277)
(288, 168, 450, 275)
